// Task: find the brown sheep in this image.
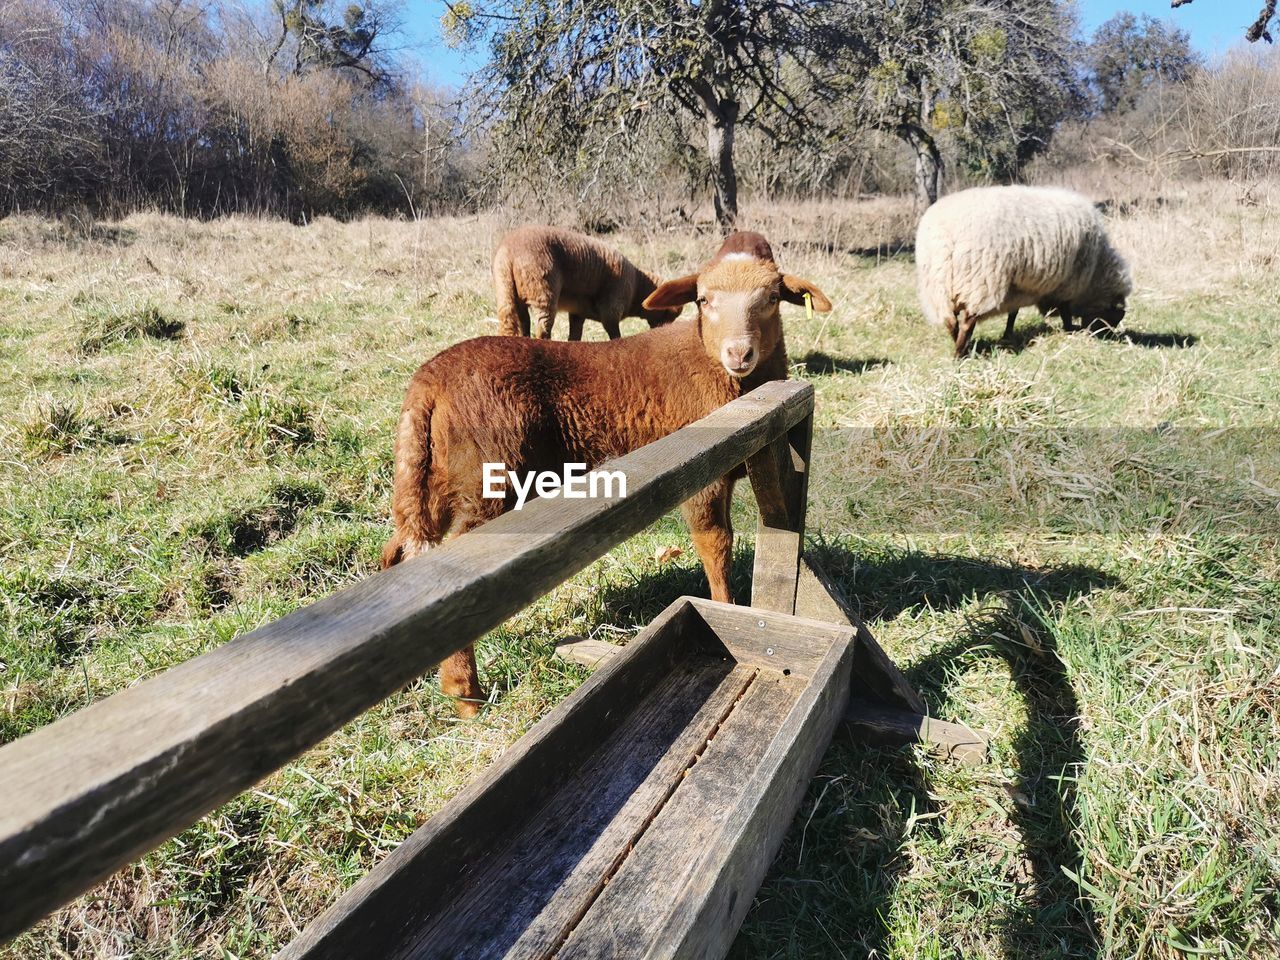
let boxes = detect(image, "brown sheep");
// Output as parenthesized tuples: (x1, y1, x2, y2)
(384, 236, 832, 716)
(492, 225, 683, 340)
(710, 230, 776, 264)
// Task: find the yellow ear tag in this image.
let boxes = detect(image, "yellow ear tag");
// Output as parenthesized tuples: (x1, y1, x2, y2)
(804, 291, 813, 323)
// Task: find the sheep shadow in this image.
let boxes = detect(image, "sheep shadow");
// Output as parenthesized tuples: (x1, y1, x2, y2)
(584, 542, 1111, 958)
(780, 238, 916, 261)
(972, 320, 1056, 356)
(1104, 329, 1199, 349)
(794, 352, 891, 377)
(970, 323, 1197, 356)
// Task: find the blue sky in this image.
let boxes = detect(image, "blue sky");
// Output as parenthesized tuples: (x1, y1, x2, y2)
(399, 1, 1262, 88)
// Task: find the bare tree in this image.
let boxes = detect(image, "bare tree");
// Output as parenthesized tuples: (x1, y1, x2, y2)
(263, 0, 403, 88)
(0, 0, 99, 209)
(0, 0, 463, 219)
(831, 0, 1079, 207)
(448, 0, 865, 229)
(1172, 0, 1276, 43)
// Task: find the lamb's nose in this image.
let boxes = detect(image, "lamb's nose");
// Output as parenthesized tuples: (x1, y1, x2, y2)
(722, 340, 758, 375)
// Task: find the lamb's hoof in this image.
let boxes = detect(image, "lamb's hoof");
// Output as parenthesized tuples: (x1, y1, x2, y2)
(452, 697, 483, 719)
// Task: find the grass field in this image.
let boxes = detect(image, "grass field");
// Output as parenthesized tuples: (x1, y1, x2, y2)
(2, 173, 1278, 959)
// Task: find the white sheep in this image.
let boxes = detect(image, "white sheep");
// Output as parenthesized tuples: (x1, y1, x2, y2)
(915, 185, 1132, 356)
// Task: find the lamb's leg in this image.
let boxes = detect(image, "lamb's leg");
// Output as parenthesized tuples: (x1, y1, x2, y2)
(953, 310, 978, 358)
(680, 478, 734, 603)
(497, 302, 524, 338)
(439, 647, 485, 719)
(1003, 310, 1018, 340)
(1061, 310, 1076, 332)
(600, 316, 622, 339)
(568, 314, 585, 340)
(384, 535, 484, 717)
(435, 500, 506, 717)
(531, 303, 557, 339)
(515, 302, 532, 337)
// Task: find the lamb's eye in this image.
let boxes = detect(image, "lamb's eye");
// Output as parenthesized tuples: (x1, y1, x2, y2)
(696, 296, 708, 306)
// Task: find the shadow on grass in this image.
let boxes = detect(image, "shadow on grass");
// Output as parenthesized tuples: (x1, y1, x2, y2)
(793, 543, 1110, 958)
(972, 320, 1056, 357)
(968, 323, 1198, 357)
(794, 352, 892, 377)
(779, 237, 916, 261)
(588, 543, 1111, 958)
(1104, 329, 1199, 349)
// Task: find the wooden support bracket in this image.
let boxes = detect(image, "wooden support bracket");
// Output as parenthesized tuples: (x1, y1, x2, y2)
(553, 635, 622, 670)
(745, 409, 811, 615)
(844, 704, 989, 765)
(795, 553, 926, 716)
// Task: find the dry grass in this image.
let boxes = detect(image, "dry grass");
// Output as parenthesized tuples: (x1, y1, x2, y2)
(1, 173, 1278, 959)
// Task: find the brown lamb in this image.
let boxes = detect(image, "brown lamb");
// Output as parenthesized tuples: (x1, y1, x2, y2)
(710, 230, 776, 264)
(492, 225, 683, 340)
(384, 234, 832, 715)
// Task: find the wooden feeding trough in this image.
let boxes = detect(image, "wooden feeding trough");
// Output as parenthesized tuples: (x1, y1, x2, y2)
(280, 599, 856, 959)
(0, 380, 985, 955)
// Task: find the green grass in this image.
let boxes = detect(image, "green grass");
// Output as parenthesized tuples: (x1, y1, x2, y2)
(75, 298, 185, 353)
(1, 188, 1278, 958)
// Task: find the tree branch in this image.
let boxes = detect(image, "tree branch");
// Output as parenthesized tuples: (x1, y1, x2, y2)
(1171, 0, 1275, 42)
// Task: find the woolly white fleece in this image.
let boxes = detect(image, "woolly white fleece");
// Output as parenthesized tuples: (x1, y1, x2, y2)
(915, 185, 1132, 329)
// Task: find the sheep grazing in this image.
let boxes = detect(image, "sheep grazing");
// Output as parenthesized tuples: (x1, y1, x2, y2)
(915, 185, 1133, 357)
(492, 225, 683, 340)
(384, 234, 831, 716)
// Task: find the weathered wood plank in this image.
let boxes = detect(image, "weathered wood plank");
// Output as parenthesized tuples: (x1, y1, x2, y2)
(844, 703, 989, 765)
(553, 593, 982, 767)
(285, 596, 853, 960)
(557, 623, 853, 960)
(402, 663, 757, 959)
(746, 412, 812, 614)
(552, 635, 622, 670)
(797, 553, 928, 715)
(688, 598, 856, 679)
(277, 598, 708, 959)
(796, 556, 988, 759)
(0, 381, 814, 943)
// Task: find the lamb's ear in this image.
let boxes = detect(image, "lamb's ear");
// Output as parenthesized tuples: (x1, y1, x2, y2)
(644, 274, 699, 310)
(781, 275, 832, 312)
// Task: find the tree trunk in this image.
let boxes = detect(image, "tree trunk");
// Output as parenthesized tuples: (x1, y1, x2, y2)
(705, 97, 739, 230)
(900, 124, 942, 208)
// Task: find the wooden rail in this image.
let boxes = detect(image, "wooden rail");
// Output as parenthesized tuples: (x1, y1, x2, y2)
(0, 379, 814, 943)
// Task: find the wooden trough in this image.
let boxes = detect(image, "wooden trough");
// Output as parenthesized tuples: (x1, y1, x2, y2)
(281, 599, 855, 959)
(0, 379, 985, 955)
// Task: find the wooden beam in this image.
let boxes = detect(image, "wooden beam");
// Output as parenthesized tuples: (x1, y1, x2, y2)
(843, 703, 989, 765)
(799, 557, 990, 760)
(553, 636, 623, 670)
(0, 380, 814, 943)
(746, 410, 811, 614)
(796, 554, 927, 716)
